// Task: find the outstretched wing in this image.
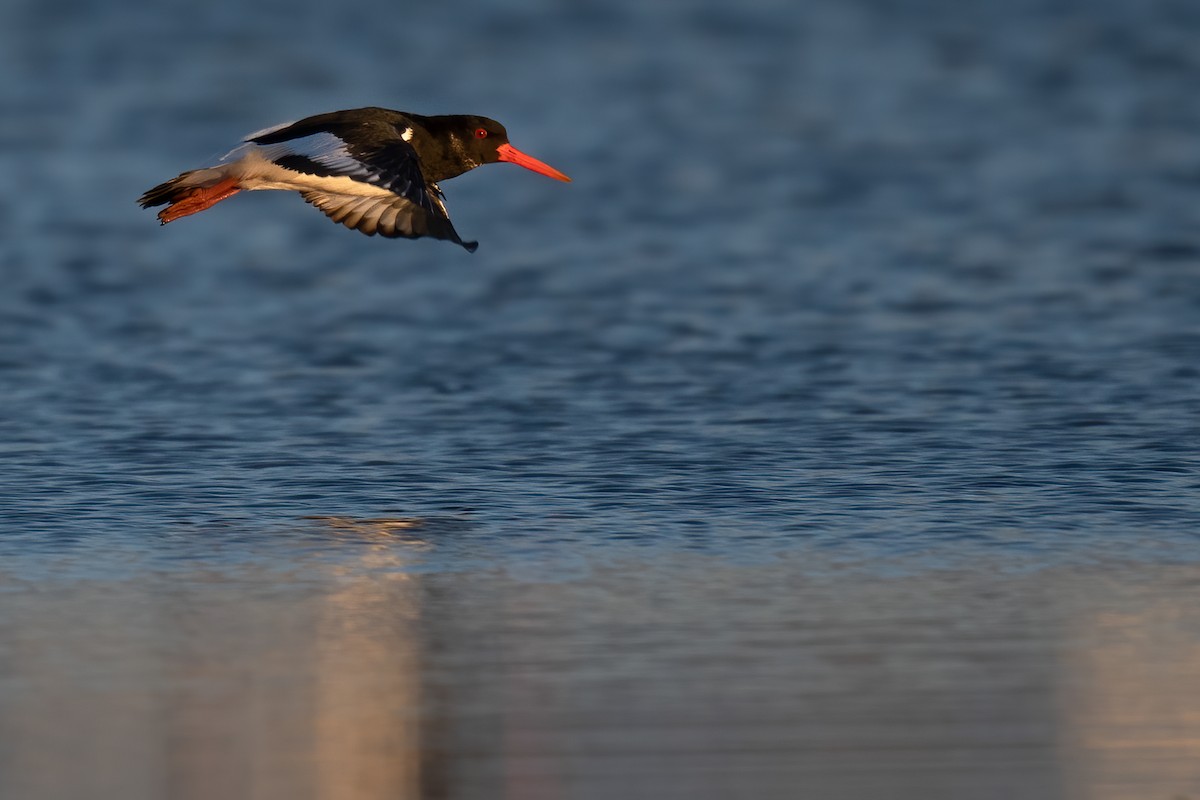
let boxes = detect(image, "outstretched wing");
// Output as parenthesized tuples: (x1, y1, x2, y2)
(299, 188, 478, 252)
(238, 116, 475, 249)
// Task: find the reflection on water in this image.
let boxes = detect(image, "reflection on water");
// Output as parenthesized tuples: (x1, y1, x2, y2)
(303, 516, 425, 536)
(0, 544, 424, 800)
(1, 549, 1197, 800)
(1061, 585, 1200, 800)
(312, 554, 421, 800)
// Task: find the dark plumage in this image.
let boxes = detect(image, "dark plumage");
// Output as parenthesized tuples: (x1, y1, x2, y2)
(138, 107, 571, 252)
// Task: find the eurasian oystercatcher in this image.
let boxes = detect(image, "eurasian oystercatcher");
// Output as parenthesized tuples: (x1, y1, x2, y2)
(138, 107, 571, 252)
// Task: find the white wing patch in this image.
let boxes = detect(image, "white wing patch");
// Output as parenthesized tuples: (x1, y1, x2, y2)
(222, 132, 375, 181)
(243, 119, 298, 141)
(261, 132, 370, 176)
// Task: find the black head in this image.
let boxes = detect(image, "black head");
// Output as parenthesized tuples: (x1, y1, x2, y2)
(439, 115, 571, 182)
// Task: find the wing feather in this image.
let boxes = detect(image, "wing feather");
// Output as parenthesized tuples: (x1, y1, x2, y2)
(340, 197, 376, 228)
(357, 202, 386, 236)
(299, 191, 477, 251)
(376, 204, 402, 236)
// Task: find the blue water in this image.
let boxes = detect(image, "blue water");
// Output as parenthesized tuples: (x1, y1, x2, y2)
(2, 0, 1200, 797)
(4, 0, 1199, 573)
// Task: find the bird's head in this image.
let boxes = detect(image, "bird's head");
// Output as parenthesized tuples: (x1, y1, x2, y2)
(455, 116, 571, 182)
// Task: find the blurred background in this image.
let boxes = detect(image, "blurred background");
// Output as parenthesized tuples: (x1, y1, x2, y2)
(2, 0, 1199, 797)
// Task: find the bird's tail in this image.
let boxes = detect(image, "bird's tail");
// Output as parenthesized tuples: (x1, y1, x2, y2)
(138, 167, 241, 225)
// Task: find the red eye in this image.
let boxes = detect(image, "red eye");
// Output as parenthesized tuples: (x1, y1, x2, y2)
(474, 128, 488, 139)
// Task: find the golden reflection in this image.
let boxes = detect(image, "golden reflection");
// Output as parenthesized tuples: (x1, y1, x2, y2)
(1060, 570, 1200, 800)
(8, 554, 1200, 800)
(0, 524, 429, 800)
(303, 515, 426, 537)
(311, 546, 423, 800)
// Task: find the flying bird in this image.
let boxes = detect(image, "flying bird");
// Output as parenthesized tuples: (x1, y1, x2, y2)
(138, 107, 571, 252)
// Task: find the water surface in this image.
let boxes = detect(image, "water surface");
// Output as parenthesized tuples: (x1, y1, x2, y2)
(1, 0, 1199, 797)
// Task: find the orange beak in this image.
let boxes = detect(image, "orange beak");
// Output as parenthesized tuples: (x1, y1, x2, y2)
(496, 143, 571, 182)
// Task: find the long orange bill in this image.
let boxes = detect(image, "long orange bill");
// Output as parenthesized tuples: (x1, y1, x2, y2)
(496, 143, 571, 182)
